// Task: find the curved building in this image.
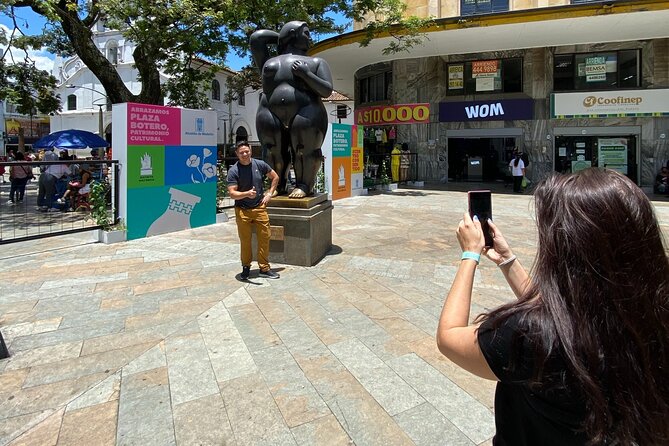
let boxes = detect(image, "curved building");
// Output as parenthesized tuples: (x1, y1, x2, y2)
(311, 0, 669, 189)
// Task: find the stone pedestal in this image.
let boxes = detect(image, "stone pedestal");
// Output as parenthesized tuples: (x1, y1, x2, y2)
(251, 193, 333, 267)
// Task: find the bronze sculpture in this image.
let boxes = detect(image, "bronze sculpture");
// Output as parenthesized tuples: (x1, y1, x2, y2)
(250, 21, 333, 198)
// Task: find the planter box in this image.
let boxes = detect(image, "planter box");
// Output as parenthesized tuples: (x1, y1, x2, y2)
(216, 212, 229, 223)
(382, 183, 398, 191)
(97, 229, 127, 244)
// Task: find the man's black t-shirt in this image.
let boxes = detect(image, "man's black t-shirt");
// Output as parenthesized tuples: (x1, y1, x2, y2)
(227, 158, 270, 209)
(478, 314, 587, 445)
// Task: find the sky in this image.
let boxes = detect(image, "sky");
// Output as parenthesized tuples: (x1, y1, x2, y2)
(0, 8, 350, 74)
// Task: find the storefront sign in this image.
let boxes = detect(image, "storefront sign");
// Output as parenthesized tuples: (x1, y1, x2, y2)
(551, 89, 669, 118)
(585, 56, 606, 83)
(355, 104, 430, 126)
(472, 60, 498, 78)
(439, 98, 534, 122)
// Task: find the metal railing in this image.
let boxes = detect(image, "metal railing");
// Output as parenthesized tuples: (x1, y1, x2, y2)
(0, 159, 118, 244)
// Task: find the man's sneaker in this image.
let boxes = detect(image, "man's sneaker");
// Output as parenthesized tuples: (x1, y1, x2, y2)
(259, 269, 280, 279)
(240, 266, 250, 280)
(56, 198, 64, 204)
(6, 200, 14, 205)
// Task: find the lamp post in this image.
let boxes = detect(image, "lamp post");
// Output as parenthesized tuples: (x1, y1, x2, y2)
(65, 84, 109, 137)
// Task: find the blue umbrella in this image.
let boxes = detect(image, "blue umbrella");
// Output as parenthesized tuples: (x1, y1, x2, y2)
(33, 129, 110, 150)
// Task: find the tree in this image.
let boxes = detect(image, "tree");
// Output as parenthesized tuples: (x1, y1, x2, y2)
(1, 0, 432, 111)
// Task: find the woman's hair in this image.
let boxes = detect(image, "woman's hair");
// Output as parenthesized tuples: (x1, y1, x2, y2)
(482, 168, 669, 444)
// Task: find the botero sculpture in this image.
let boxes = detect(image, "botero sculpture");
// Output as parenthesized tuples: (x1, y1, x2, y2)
(250, 21, 333, 198)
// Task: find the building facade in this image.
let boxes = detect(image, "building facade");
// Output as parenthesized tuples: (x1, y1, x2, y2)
(313, 0, 669, 190)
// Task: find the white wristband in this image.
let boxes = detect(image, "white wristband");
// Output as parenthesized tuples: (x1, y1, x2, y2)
(498, 255, 517, 267)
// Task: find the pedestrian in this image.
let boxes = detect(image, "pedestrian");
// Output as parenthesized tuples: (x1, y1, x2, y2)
(437, 167, 669, 445)
(37, 148, 70, 212)
(8, 152, 33, 204)
(227, 141, 281, 280)
(508, 150, 525, 193)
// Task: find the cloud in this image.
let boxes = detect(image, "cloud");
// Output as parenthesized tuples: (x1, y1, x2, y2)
(0, 24, 55, 74)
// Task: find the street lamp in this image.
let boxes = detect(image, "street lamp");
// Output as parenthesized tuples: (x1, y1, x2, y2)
(65, 84, 109, 137)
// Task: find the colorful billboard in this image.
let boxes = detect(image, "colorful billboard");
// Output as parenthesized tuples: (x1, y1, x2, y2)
(114, 103, 217, 240)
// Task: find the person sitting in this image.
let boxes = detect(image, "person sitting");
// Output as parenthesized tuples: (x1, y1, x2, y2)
(57, 163, 93, 210)
(655, 166, 669, 194)
(437, 167, 669, 445)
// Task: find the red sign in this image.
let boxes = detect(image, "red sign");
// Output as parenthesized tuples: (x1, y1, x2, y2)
(355, 104, 430, 126)
(472, 60, 498, 78)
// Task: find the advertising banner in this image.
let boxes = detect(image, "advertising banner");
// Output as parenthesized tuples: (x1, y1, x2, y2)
(472, 60, 498, 78)
(598, 138, 628, 174)
(448, 65, 464, 90)
(355, 103, 430, 126)
(331, 123, 352, 201)
(114, 103, 217, 240)
(439, 98, 534, 122)
(551, 89, 669, 118)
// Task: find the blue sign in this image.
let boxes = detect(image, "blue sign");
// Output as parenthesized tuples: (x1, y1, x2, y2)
(439, 98, 534, 122)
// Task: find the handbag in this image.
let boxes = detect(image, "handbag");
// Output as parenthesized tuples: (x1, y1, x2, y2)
(521, 176, 528, 188)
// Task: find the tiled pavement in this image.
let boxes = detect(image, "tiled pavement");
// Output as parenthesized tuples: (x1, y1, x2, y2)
(1, 186, 668, 446)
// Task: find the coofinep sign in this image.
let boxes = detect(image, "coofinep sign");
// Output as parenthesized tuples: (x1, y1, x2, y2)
(551, 89, 669, 118)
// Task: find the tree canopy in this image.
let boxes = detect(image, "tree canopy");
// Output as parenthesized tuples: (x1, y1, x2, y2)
(1, 0, 431, 113)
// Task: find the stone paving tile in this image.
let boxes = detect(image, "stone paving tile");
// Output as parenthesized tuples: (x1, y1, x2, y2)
(172, 393, 236, 446)
(65, 370, 121, 412)
(57, 401, 117, 446)
(388, 353, 495, 444)
(220, 372, 296, 446)
(328, 338, 425, 416)
(394, 402, 474, 446)
(290, 414, 352, 445)
(226, 303, 282, 354)
(197, 302, 257, 383)
(6, 408, 64, 446)
(116, 367, 175, 446)
(252, 344, 331, 428)
(165, 331, 219, 407)
(3, 341, 82, 371)
(8, 321, 124, 352)
(122, 343, 167, 377)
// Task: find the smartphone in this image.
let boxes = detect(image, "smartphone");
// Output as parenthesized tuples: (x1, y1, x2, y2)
(468, 190, 493, 248)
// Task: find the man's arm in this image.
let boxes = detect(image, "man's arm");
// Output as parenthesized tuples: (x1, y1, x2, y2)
(261, 169, 279, 204)
(228, 184, 256, 201)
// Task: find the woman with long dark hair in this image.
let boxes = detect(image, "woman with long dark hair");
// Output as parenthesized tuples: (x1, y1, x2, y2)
(437, 168, 669, 445)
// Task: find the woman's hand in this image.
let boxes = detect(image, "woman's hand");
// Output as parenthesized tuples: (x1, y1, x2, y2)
(456, 212, 485, 254)
(484, 220, 514, 265)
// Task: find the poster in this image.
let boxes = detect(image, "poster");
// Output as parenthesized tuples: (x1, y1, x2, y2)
(331, 123, 352, 201)
(114, 103, 217, 240)
(448, 65, 464, 90)
(598, 138, 628, 174)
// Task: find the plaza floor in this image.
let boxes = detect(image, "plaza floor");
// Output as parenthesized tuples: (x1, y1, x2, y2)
(1, 186, 668, 446)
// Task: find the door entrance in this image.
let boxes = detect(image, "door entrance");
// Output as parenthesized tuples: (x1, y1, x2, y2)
(554, 134, 638, 183)
(448, 137, 517, 181)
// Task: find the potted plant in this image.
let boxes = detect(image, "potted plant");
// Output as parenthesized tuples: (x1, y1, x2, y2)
(88, 181, 126, 244)
(379, 159, 397, 191)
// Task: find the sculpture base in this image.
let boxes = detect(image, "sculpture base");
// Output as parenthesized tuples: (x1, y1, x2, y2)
(251, 193, 333, 267)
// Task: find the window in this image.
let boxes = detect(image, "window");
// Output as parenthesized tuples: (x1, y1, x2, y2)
(552, 50, 641, 91)
(67, 94, 77, 111)
(461, 0, 509, 16)
(358, 71, 392, 103)
(212, 80, 221, 101)
(446, 58, 523, 95)
(106, 42, 118, 64)
(238, 90, 245, 106)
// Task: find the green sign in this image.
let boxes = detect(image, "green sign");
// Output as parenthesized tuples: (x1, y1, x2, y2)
(332, 123, 351, 157)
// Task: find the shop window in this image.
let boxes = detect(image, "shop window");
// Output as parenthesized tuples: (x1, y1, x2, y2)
(552, 50, 641, 91)
(67, 94, 77, 111)
(358, 71, 392, 104)
(461, 0, 509, 16)
(446, 58, 523, 95)
(212, 79, 221, 101)
(238, 89, 245, 106)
